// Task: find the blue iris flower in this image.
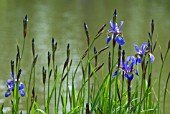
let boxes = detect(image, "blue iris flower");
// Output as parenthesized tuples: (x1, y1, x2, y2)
(112, 56, 138, 81)
(5, 72, 25, 97)
(134, 42, 155, 63)
(107, 20, 125, 45)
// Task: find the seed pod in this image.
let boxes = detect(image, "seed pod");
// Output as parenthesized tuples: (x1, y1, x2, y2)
(168, 40, 170, 50)
(48, 51, 51, 67)
(17, 69, 22, 81)
(113, 9, 117, 23)
(151, 19, 154, 35)
(67, 43, 70, 60)
(84, 22, 90, 46)
(32, 38, 35, 57)
(86, 103, 90, 114)
(23, 15, 28, 38)
(11, 60, 14, 76)
(42, 66, 46, 84)
(95, 24, 106, 39)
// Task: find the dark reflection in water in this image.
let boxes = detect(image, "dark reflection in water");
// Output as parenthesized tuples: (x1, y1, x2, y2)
(0, 0, 169, 113)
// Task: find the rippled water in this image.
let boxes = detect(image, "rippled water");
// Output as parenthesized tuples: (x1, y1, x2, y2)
(0, 0, 170, 113)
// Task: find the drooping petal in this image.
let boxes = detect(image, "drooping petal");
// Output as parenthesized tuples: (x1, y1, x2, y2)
(112, 69, 119, 78)
(19, 83, 24, 90)
(5, 90, 11, 97)
(7, 81, 14, 91)
(136, 57, 142, 64)
(106, 36, 111, 45)
(149, 53, 155, 63)
(115, 36, 125, 45)
(20, 90, 25, 97)
(125, 73, 134, 81)
(135, 70, 139, 75)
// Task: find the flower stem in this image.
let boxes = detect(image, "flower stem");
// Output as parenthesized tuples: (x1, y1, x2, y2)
(158, 48, 169, 113)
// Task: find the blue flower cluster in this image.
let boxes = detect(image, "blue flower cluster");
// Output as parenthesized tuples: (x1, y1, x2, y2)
(134, 42, 155, 63)
(108, 12, 155, 81)
(112, 42, 155, 81)
(112, 56, 138, 81)
(5, 73, 25, 97)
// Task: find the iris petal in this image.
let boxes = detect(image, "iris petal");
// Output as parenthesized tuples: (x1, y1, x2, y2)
(125, 74, 134, 81)
(135, 70, 139, 75)
(149, 53, 155, 63)
(20, 90, 25, 97)
(141, 42, 147, 53)
(106, 36, 111, 45)
(119, 21, 124, 29)
(134, 44, 139, 52)
(136, 57, 142, 63)
(115, 36, 125, 45)
(5, 91, 11, 97)
(112, 70, 119, 78)
(19, 83, 24, 90)
(110, 20, 114, 29)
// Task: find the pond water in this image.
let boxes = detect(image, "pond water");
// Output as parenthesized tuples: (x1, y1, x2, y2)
(0, 0, 170, 113)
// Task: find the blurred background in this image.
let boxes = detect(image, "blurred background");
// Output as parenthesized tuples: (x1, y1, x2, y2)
(0, 0, 169, 113)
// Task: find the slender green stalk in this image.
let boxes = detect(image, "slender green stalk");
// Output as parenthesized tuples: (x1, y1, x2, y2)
(87, 60, 90, 104)
(120, 72, 124, 113)
(112, 39, 115, 114)
(52, 57, 57, 113)
(65, 65, 69, 113)
(163, 72, 170, 114)
(57, 74, 64, 113)
(27, 70, 33, 113)
(27, 55, 38, 114)
(14, 81, 19, 114)
(43, 84, 46, 112)
(147, 56, 152, 113)
(158, 48, 169, 113)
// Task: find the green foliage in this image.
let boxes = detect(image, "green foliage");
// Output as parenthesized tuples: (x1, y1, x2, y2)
(2, 13, 170, 114)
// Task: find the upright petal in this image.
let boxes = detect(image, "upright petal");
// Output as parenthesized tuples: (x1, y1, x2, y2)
(141, 42, 147, 53)
(126, 56, 131, 62)
(115, 36, 125, 45)
(119, 21, 124, 29)
(123, 62, 128, 71)
(110, 20, 114, 29)
(134, 44, 139, 52)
